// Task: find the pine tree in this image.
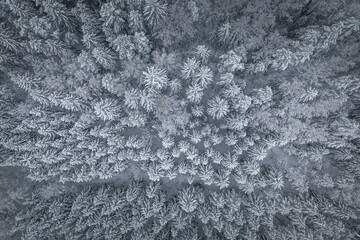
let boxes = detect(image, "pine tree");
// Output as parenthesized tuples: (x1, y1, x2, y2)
(143, 0, 168, 27)
(181, 57, 200, 80)
(179, 186, 199, 213)
(142, 66, 168, 90)
(94, 99, 122, 121)
(194, 66, 213, 87)
(186, 83, 203, 103)
(207, 96, 230, 119)
(92, 46, 117, 70)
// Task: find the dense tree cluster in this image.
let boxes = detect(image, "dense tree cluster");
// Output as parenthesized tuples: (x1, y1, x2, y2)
(0, 0, 359, 239)
(12, 182, 359, 240)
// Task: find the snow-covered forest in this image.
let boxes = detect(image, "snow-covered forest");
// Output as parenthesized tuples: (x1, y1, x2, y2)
(0, 0, 360, 239)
